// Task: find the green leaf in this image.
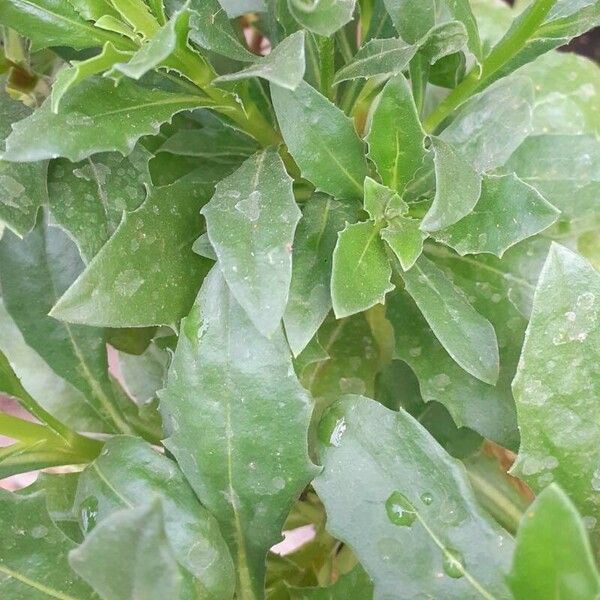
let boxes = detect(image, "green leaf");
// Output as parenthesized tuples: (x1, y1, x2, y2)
(382, 0, 435, 43)
(509, 484, 600, 600)
(0, 490, 97, 599)
(106, 0, 160, 38)
(332, 38, 418, 84)
(420, 137, 482, 232)
(159, 268, 319, 600)
(399, 254, 499, 385)
(21, 472, 82, 541)
(202, 149, 300, 337)
(171, 0, 256, 61)
(381, 216, 426, 271)
(158, 122, 258, 159)
(441, 75, 534, 173)
(504, 134, 600, 238)
(215, 31, 305, 90)
(0, 80, 48, 236)
(0, 217, 127, 433)
(47, 147, 151, 262)
(271, 80, 367, 201)
(419, 21, 468, 65)
(284, 193, 357, 356)
(118, 341, 169, 405)
(51, 43, 133, 113)
(492, 0, 600, 82)
(50, 172, 215, 328)
(2, 77, 208, 163)
(0, 0, 133, 51)
(511, 243, 600, 543)
(431, 173, 559, 257)
(331, 221, 394, 318)
(67, 0, 122, 21)
(288, 565, 373, 599)
(0, 300, 105, 431)
(314, 395, 514, 599)
(107, 7, 195, 82)
(442, 0, 483, 66)
(287, 0, 355, 36)
(519, 51, 600, 137)
(366, 74, 427, 194)
(73, 435, 235, 598)
(70, 500, 193, 600)
(387, 289, 517, 447)
(362, 177, 408, 222)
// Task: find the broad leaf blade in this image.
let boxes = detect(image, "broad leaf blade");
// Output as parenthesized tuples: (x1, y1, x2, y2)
(420, 137, 482, 232)
(0, 491, 97, 599)
(512, 243, 600, 543)
(381, 217, 426, 271)
(331, 221, 394, 318)
(287, 0, 355, 36)
(367, 74, 427, 195)
(73, 436, 235, 598)
(314, 395, 514, 599)
(159, 268, 319, 599)
(441, 75, 534, 173)
(50, 171, 217, 327)
(0, 218, 123, 432)
(215, 31, 305, 90)
(202, 149, 301, 337)
(284, 193, 357, 356)
(333, 38, 418, 84)
(509, 484, 600, 600)
(2, 78, 208, 163)
(70, 501, 196, 600)
(271, 80, 367, 201)
(0, 0, 131, 51)
(431, 173, 559, 257)
(399, 255, 500, 385)
(47, 147, 151, 262)
(382, 0, 435, 43)
(0, 80, 48, 236)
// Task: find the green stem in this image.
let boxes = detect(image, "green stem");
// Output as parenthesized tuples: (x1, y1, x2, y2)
(423, 0, 557, 133)
(318, 36, 335, 101)
(0, 413, 50, 443)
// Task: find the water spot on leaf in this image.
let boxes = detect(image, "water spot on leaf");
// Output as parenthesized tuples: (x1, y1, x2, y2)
(443, 548, 465, 579)
(385, 491, 417, 527)
(80, 496, 98, 533)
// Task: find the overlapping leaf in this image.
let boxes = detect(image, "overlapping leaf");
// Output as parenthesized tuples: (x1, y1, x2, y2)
(159, 268, 318, 599)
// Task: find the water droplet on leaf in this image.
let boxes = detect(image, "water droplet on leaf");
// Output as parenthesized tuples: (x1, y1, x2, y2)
(385, 491, 417, 527)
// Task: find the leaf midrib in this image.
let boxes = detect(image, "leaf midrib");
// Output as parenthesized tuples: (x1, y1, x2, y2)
(0, 564, 81, 600)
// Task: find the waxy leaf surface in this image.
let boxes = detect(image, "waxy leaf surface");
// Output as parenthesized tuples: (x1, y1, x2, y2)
(51, 172, 215, 327)
(271, 81, 367, 200)
(331, 221, 394, 318)
(314, 395, 514, 599)
(512, 243, 600, 543)
(333, 38, 418, 84)
(202, 149, 300, 337)
(0, 0, 131, 51)
(509, 485, 600, 600)
(160, 269, 318, 599)
(2, 78, 208, 163)
(0, 491, 96, 599)
(73, 436, 235, 598)
(47, 148, 151, 262)
(432, 173, 559, 257)
(0, 218, 122, 432)
(287, 0, 355, 36)
(399, 255, 499, 385)
(284, 194, 357, 356)
(215, 31, 305, 90)
(420, 138, 481, 232)
(367, 74, 427, 194)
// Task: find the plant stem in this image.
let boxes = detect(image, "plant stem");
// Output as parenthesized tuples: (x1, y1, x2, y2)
(318, 36, 336, 101)
(423, 0, 557, 133)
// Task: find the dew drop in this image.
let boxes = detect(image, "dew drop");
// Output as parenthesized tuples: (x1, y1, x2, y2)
(420, 492, 433, 506)
(80, 496, 99, 533)
(443, 548, 465, 579)
(385, 491, 417, 527)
